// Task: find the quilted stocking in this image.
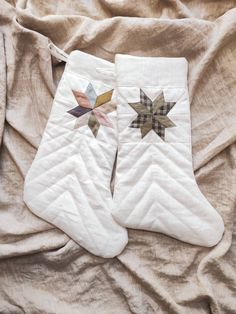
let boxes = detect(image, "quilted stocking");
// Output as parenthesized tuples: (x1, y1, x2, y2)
(112, 54, 224, 247)
(24, 50, 128, 258)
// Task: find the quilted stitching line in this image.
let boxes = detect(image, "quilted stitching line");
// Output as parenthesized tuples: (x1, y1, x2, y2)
(30, 184, 103, 250)
(30, 128, 115, 184)
(79, 144, 114, 192)
(124, 182, 196, 239)
(116, 143, 204, 210)
(117, 175, 208, 244)
(72, 168, 111, 239)
(115, 143, 215, 242)
(28, 138, 113, 188)
(27, 153, 113, 244)
(116, 144, 191, 179)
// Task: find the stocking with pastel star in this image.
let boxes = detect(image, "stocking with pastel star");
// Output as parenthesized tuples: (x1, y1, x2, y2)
(23, 50, 128, 258)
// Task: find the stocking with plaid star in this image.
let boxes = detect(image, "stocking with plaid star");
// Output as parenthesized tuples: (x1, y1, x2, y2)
(112, 54, 224, 247)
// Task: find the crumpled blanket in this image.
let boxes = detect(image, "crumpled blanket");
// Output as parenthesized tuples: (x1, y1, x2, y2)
(0, 0, 236, 313)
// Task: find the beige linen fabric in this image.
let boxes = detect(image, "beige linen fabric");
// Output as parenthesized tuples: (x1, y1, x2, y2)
(0, 0, 236, 313)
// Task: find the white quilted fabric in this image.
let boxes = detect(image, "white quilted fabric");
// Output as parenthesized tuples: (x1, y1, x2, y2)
(23, 51, 128, 258)
(112, 54, 224, 247)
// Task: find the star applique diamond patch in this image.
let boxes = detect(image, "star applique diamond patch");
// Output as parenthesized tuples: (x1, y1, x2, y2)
(67, 83, 116, 137)
(129, 89, 176, 140)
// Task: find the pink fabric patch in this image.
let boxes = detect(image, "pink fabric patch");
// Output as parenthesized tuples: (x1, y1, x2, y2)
(72, 90, 93, 109)
(93, 109, 113, 128)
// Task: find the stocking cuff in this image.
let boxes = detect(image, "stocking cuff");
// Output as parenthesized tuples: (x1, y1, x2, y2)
(66, 50, 115, 86)
(115, 54, 188, 88)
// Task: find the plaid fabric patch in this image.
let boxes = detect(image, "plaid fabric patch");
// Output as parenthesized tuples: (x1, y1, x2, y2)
(130, 114, 150, 128)
(157, 102, 175, 116)
(152, 116, 165, 139)
(140, 89, 153, 112)
(128, 90, 176, 140)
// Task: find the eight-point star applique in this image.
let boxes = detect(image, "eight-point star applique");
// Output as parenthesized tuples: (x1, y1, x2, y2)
(67, 83, 116, 137)
(129, 89, 176, 140)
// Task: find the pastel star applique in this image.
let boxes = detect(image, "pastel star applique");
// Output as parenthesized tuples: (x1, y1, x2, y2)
(67, 83, 116, 137)
(129, 89, 176, 140)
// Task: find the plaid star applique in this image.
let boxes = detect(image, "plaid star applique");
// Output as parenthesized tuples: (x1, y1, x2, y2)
(129, 89, 176, 140)
(67, 83, 116, 137)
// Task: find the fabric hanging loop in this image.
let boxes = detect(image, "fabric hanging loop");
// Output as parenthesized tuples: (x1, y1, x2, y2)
(48, 42, 69, 63)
